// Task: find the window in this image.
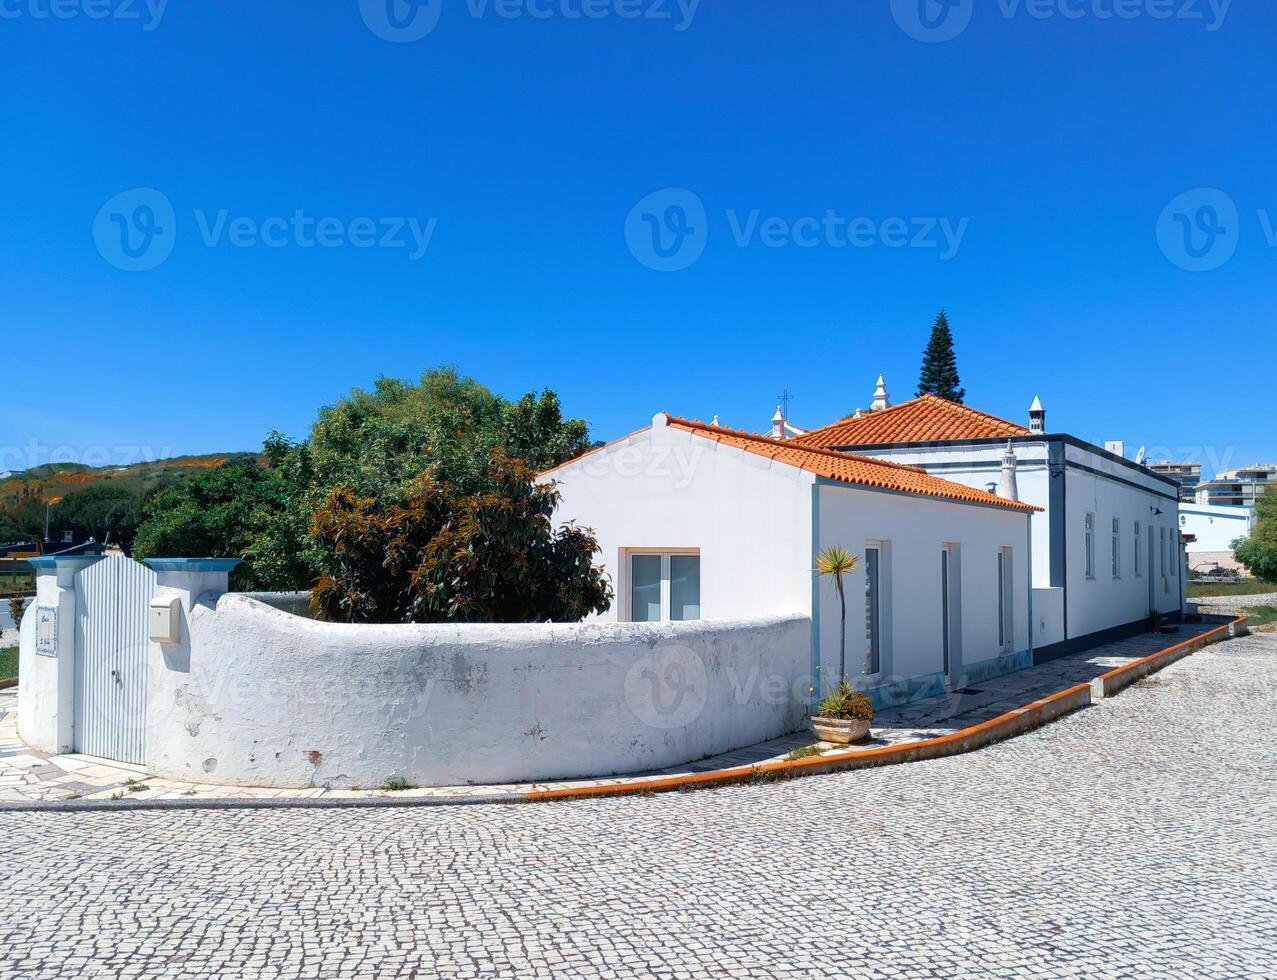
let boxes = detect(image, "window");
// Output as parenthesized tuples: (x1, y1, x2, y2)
(997, 548, 1013, 651)
(1169, 531, 1178, 580)
(628, 552, 700, 622)
(1111, 518, 1121, 579)
(1159, 527, 1167, 578)
(864, 547, 881, 675)
(1084, 513, 1095, 579)
(1134, 521, 1142, 577)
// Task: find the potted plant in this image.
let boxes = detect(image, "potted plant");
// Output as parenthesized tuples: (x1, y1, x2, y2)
(810, 682, 875, 744)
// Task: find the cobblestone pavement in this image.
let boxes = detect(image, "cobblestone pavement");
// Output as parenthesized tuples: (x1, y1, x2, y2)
(0, 622, 1221, 805)
(1, 633, 1273, 979)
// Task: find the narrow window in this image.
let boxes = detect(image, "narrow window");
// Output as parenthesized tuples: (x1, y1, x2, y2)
(1084, 513, 1095, 579)
(630, 554, 663, 623)
(864, 547, 881, 675)
(1134, 521, 1142, 577)
(941, 548, 950, 673)
(1160, 527, 1167, 577)
(997, 549, 1013, 651)
(1111, 518, 1121, 579)
(669, 555, 701, 621)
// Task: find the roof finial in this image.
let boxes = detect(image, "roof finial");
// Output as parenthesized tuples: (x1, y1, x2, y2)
(1028, 395, 1046, 435)
(870, 375, 890, 412)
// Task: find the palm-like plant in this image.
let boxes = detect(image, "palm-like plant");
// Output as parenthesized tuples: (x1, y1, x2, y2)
(815, 545, 860, 685)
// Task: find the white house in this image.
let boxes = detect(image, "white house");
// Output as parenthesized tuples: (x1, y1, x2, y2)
(792, 389, 1185, 660)
(545, 413, 1039, 710)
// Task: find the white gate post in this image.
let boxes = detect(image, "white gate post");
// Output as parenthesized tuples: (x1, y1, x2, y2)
(142, 558, 241, 644)
(20, 554, 104, 753)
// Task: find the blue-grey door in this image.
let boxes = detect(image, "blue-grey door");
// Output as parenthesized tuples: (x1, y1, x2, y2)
(73, 556, 156, 764)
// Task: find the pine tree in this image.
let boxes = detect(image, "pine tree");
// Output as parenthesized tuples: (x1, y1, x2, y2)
(917, 309, 965, 403)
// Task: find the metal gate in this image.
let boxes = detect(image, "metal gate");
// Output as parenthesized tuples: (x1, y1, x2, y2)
(73, 555, 156, 764)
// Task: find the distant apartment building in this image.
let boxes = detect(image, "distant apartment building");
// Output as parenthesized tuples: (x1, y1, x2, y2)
(1195, 464, 1277, 507)
(1147, 461, 1202, 503)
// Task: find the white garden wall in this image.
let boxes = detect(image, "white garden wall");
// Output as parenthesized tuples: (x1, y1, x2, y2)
(145, 595, 810, 788)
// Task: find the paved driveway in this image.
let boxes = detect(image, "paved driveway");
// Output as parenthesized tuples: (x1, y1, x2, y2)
(1, 634, 1274, 979)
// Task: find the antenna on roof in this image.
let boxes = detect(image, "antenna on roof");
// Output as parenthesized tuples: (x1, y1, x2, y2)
(777, 388, 794, 417)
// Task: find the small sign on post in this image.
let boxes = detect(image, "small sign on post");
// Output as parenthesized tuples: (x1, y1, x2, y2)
(35, 606, 58, 657)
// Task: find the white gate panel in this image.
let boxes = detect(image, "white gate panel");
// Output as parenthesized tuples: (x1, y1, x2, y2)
(74, 556, 157, 764)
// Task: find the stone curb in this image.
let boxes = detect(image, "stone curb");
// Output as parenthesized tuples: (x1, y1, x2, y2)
(0, 617, 1246, 813)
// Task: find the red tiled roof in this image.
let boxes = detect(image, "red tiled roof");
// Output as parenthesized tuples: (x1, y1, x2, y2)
(794, 395, 1030, 449)
(663, 415, 1039, 512)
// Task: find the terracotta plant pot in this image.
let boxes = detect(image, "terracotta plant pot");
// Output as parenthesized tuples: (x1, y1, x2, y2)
(810, 716, 871, 745)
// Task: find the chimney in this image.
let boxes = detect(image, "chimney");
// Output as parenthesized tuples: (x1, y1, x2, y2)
(771, 406, 786, 439)
(1104, 441, 1125, 458)
(870, 375, 890, 412)
(997, 440, 1019, 501)
(1028, 395, 1046, 435)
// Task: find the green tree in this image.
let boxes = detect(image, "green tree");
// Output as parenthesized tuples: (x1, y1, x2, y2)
(1234, 484, 1277, 582)
(132, 461, 311, 591)
(0, 489, 48, 544)
(51, 483, 147, 552)
(310, 448, 611, 624)
(917, 309, 965, 403)
(308, 367, 594, 502)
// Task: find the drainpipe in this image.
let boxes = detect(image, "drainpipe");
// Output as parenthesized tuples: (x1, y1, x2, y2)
(809, 480, 822, 714)
(1026, 512, 1034, 664)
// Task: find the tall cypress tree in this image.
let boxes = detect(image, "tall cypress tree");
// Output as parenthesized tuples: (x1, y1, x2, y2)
(917, 309, 965, 403)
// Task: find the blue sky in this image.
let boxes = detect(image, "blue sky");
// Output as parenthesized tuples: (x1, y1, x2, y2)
(2, 0, 1273, 478)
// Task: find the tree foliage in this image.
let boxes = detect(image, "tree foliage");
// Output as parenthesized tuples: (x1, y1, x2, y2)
(310, 449, 611, 624)
(50, 484, 147, 552)
(917, 309, 965, 403)
(129, 366, 609, 622)
(1234, 484, 1277, 582)
(131, 460, 310, 591)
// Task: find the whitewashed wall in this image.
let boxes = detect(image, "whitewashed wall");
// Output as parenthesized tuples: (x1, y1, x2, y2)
(1179, 504, 1253, 553)
(815, 483, 1032, 703)
(1063, 443, 1181, 638)
(547, 415, 815, 623)
(145, 596, 810, 788)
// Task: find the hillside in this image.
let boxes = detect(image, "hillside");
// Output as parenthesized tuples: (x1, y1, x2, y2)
(0, 454, 263, 507)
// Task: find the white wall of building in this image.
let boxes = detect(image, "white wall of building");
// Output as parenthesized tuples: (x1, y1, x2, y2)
(148, 597, 811, 788)
(815, 483, 1032, 703)
(1179, 503, 1253, 553)
(547, 415, 815, 623)
(550, 417, 1034, 708)
(841, 438, 1182, 648)
(1062, 443, 1181, 639)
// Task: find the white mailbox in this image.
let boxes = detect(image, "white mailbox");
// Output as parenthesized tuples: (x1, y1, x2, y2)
(148, 594, 182, 645)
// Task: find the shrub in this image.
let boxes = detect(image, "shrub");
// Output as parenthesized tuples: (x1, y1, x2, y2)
(817, 682, 874, 722)
(8, 596, 24, 631)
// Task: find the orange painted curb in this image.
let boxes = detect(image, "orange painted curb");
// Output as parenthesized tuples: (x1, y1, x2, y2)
(525, 616, 1247, 804)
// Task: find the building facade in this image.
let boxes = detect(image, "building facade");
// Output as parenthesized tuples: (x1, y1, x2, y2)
(793, 392, 1185, 661)
(546, 413, 1037, 709)
(1195, 464, 1277, 507)
(1148, 461, 1202, 503)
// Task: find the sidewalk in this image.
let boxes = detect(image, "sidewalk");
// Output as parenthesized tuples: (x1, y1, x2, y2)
(0, 621, 1224, 808)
